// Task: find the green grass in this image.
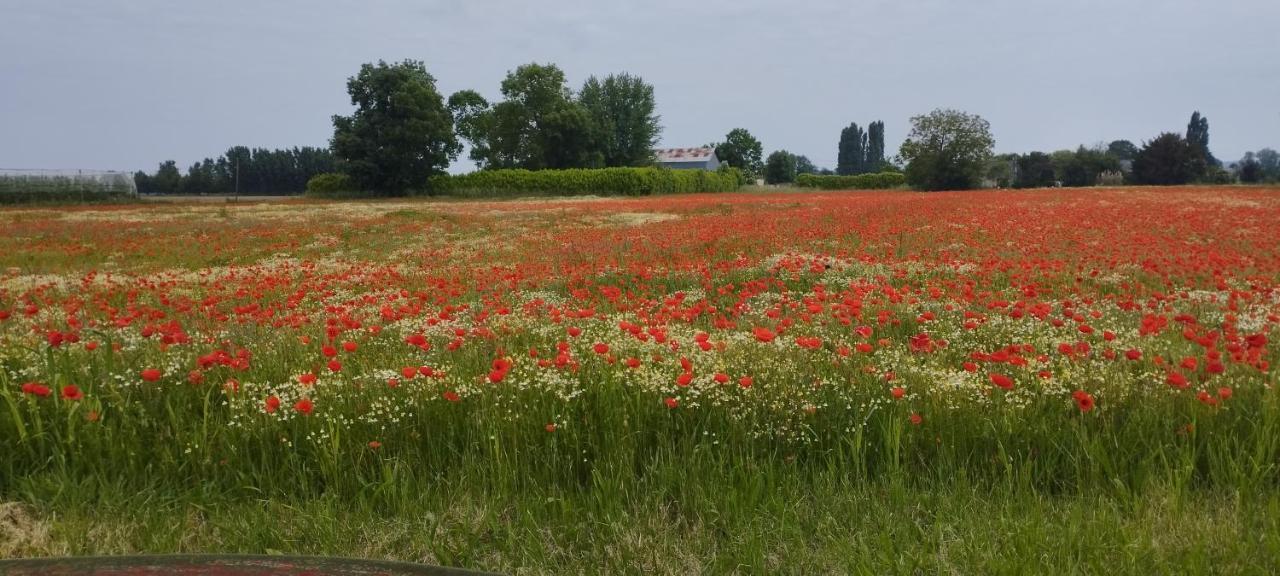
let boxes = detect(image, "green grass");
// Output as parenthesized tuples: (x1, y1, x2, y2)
(6, 477, 1279, 574)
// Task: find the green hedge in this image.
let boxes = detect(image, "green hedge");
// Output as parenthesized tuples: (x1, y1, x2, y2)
(305, 173, 359, 197)
(428, 167, 743, 197)
(795, 172, 906, 190)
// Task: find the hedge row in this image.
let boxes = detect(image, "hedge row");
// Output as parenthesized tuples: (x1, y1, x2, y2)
(0, 175, 138, 204)
(428, 167, 745, 197)
(795, 172, 906, 190)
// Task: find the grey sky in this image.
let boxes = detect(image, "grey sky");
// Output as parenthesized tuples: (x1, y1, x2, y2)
(2, 0, 1277, 173)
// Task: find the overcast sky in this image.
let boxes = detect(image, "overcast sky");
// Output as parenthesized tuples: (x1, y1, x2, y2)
(2, 0, 1277, 173)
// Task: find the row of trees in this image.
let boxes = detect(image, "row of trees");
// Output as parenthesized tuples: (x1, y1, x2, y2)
(837, 121, 886, 175)
(1235, 149, 1280, 183)
(134, 147, 334, 195)
(895, 109, 1269, 191)
(329, 60, 663, 194)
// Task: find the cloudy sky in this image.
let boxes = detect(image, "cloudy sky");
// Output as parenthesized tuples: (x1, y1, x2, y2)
(2, 0, 1276, 173)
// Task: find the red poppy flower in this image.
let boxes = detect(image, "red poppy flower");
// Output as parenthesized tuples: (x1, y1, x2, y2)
(21, 382, 51, 397)
(1072, 390, 1095, 412)
(593, 342, 609, 355)
(664, 397, 679, 409)
(443, 391, 461, 402)
(989, 373, 1014, 390)
(265, 396, 281, 414)
(293, 398, 314, 415)
(140, 369, 162, 382)
(909, 413, 923, 425)
(753, 327, 776, 343)
(61, 385, 83, 401)
(891, 386, 905, 399)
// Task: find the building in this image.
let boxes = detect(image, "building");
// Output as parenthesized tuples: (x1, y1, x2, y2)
(654, 147, 721, 171)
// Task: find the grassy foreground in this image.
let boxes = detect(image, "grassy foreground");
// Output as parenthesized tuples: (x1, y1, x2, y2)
(6, 477, 1280, 574)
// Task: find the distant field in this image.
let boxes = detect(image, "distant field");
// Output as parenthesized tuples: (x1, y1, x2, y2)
(2, 187, 1279, 574)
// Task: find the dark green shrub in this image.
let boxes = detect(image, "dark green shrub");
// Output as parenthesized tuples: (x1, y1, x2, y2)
(794, 172, 907, 190)
(305, 173, 359, 197)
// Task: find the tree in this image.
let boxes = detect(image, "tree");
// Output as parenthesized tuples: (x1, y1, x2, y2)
(1131, 133, 1205, 185)
(1256, 148, 1280, 181)
(458, 63, 603, 171)
(764, 151, 797, 184)
(1054, 145, 1122, 187)
(795, 155, 818, 175)
(1015, 152, 1056, 188)
(898, 109, 995, 191)
(1239, 152, 1263, 183)
(837, 123, 867, 175)
(867, 121, 886, 170)
(986, 154, 1017, 188)
(714, 128, 764, 176)
(579, 73, 661, 167)
(331, 60, 460, 195)
(1107, 140, 1139, 162)
(152, 160, 183, 194)
(1185, 111, 1218, 169)
(448, 89, 493, 168)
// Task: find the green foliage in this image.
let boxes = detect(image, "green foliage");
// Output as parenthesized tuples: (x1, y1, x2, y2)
(579, 73, 662, 167)
(1132, 133, 1206, 185)
(713, 128, 764, 177)
(837, 123, 867, 176)
(134, 147, 335, 195)
(1015, 152, 1057, 188)
(899, 109, 995, 191)
(1055, 146, 1122, 187)
(331, 60, 460, 196)
(794, 172, 907, 190)
(0, 173, 137, 204)
(429, 167, 741, 197)
(304, 173, 359, 197)
(764, 150, 797, 184)
(1186, 111, 1217, 169)
(838, 121, 886, 175)
(1239, 153, 1264, 183)
(867, 121, 886, 169)
(795, 155, 818, 175)
(1107, 140, 1139, 162)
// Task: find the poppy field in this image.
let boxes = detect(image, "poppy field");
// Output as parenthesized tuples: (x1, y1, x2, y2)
(2, 187, 1280, 573)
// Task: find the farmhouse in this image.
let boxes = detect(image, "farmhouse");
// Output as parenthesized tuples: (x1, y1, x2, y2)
(654, 147, 721, 170)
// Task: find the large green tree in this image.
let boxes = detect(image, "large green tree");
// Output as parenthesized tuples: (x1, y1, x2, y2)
(1107, 140, 1139, 162)
(1131, 132, 1205, 185)
(1185, 111, 1218, 169)
(867, 121, 886, 170)
(714, 128, 764, 176)
(1254, 148, 1279, 181)
(898, 109, 995, 191)
(837, 123, 867, 175)
(1015, 152, 1056, 188)
(456, 63, 602, 170)
(764, 150, 797, 184)
(331, 60, 459, 195)
(579, 73, 661, 167)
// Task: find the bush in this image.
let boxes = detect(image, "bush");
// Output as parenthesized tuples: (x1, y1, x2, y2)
(794, 172, 907, 190)
(428, 167, 742, 197)
(305, 173, 359, 197)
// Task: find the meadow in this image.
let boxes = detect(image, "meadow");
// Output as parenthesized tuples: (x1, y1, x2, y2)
(1, 187, 1278, 574)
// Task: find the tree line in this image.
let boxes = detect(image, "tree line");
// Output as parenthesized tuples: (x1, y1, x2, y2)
(134, 58, 1278, 196)
(894, 109, 1276, 191)
(134, 147, 334, 195)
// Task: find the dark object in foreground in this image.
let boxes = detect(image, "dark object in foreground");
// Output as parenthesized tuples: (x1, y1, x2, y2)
(0, 555, 493, 576)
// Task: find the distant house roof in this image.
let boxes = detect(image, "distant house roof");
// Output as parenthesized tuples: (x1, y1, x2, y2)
(655, 147, 716, 164)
